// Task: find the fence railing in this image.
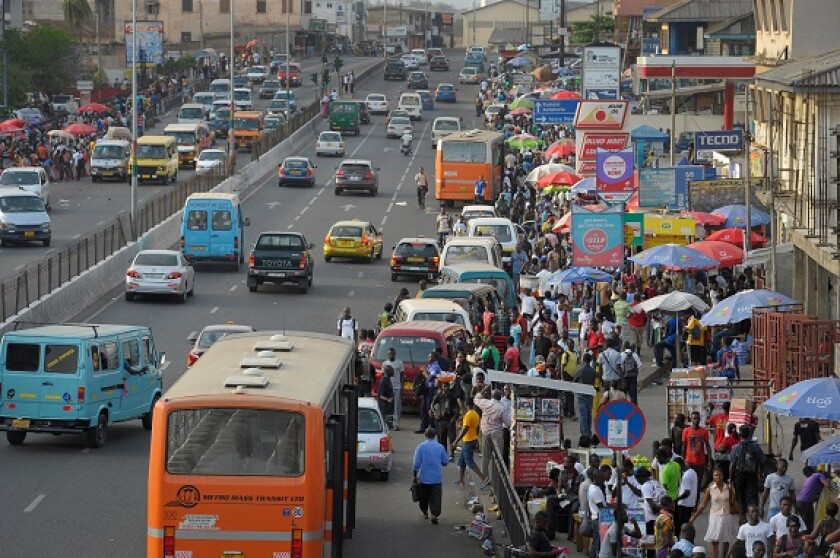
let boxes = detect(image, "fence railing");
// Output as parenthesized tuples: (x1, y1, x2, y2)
(488, 437, 531, 549)
(0, 165, 226, 322)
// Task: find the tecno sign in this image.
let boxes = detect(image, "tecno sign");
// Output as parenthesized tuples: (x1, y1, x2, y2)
(694, 130, 744, 151)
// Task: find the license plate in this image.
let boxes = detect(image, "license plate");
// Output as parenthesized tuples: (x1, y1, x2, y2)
(145, 274, 164, 279)
(11, 419, 30, 429)
(350, 176, 361, 181)
(403, 380, 413, 390)
(407, 257, 425, 263)
(357, 441, 363, 452)
(339, 240, 354, 247)
(141, 175, 152, 179)
(290, 170, 302, 175)
(221, 553, 244, 558)
(403, 266, 424, 271)
(268, 272, 286, 277)
(190, 245, 206, 251)
(24, 231, 35, 238)
(102, 172, 114, 177)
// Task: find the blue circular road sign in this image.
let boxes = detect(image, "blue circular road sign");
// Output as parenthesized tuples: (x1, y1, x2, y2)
(594, 400, 646, 451)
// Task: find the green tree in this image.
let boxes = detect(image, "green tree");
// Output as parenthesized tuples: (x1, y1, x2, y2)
(0, 27, 80, 107)
(63, 0, 93, 36)
(571, 14, 615, 44)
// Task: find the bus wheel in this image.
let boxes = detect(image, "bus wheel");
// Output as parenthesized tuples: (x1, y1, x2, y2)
(6, 430, 26, 445)
(86, 413, 108, 448)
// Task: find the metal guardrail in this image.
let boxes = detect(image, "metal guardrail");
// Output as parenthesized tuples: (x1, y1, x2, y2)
(488, 437, 531, 549)
(0, 165, 226, 322)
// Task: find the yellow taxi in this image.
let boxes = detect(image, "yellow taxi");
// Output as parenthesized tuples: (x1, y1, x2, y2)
(323, 219, 384, 263)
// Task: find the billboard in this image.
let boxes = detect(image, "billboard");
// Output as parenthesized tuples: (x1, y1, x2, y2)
(595, 147, 634, 198)
(571, 206, 624, 267)
(582, 45, 620, 100)
(638, 166, 700, 210)
(125, 21, 164, 66)
(573, 100, 629, 130)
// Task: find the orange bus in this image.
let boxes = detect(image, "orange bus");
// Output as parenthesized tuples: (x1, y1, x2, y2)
(147, 331, 358, 558)
(434, 129, 504, 206)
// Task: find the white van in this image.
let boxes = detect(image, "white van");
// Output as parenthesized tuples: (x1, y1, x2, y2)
(0, 167, 50, 210)
(0, 187, 51, 247)
(90, 139, 131, 182)
(439, 236, 503, 271)
(431, 116, 461, 148)
(411, 49, 428, 65)
(398, 92, 423, 121)
(209, 78, 231, 100)
(192, 92, 215, 114)
(178, 103, 206, 124)
(233, 87, 253, 110)
(394, 299, 473, 331)
(467, 217, 523, 265)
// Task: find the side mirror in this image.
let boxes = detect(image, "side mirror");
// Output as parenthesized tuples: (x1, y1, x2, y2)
(312, 164, 317, 168)
(375, 167, 381, 171)
(187, 333, 197, 345)
(309, 243, 315, 249)
(244, 217, 251, 227)
(158, 352, 167, 367)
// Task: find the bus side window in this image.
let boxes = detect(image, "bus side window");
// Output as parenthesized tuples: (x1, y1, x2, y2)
(142, 336, 155, 366)
(90, 345, 101, 372)
(99, 342, 119, 370)
(187, 210, 207, 231)
(123, 339, 140, 366)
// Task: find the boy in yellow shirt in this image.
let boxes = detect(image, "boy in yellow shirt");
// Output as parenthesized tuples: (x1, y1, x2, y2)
(453, 398, 489, 487)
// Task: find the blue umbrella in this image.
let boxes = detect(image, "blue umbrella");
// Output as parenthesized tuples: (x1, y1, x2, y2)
(700, 289, 799, 326)
(801, 435, 840, 466)
(507, 57, 531, 68)
(628, 243, 720, 271)
(762, 377, 840, 420)
(546, 267, 613, 285)
(712, 204, 771, 228)
(571, 176, 596, 194)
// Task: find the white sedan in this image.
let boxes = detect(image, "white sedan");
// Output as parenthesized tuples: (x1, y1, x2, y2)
(316, 131, 345, 156)
(125, 250, 195, 303)
(195, 149, 228, 174)
(365, 93, 389, 114)
(246, 65, 269, 83)
(400, 54, 419, 70)
(386, 117, 412, 139)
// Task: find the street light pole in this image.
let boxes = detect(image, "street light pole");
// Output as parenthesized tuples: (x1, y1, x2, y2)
(130, 0, 138, 239)
(425, 0, 430, 49)
(285, 0, 290, 136)
(228, 0, 235, 167)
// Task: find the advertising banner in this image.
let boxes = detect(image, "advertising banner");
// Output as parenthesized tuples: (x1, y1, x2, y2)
(595, 147, 634, 197)
(573, 100, 629, 130)
(582, 46, 620, 101)
(572, 206, 624, 267)
(638, 168, 675, 209)
(124, 21, 165, 66)
(623, 213, 644, 246)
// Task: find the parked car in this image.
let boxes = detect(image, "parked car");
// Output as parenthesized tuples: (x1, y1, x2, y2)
(334, 160, 379, 196)
(278, 156, 316, 187)
(125, 249, 195, 303)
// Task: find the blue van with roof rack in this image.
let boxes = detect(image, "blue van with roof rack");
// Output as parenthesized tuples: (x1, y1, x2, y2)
(0, 324, 165, 448)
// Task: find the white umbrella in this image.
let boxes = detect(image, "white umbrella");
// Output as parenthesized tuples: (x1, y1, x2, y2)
(632, 292, 709, 314)
(525, 163, 577, 186)
(47, 129, 74, 140)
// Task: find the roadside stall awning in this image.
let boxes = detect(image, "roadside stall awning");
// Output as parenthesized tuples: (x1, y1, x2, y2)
(485, 370, 596, 396)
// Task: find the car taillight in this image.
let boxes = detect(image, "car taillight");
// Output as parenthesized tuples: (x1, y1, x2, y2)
(432, 256, 439, 265)
(307, 167, 312, 176)
(166, 271, 182, 279)
(339, 142, 344, 148)
(324, 234, 331, 243)
(298, 255, 306, 269)
(248, 253, 255, 268)
(291, 528, 303, 558)
(336, 170, 344, 177)
(163, 526, 175, 558)
(364, 171, 374, 179)
(179, 236, 185, 249)
(187, 352, 199, 366)
(390, 257, 397, 266)
(361, 235, 370, 246)
(278, 166, 284, 175)
(127, 270, 140, 278)
(380, 436, 391, 452)
(77, 386, 85, 403)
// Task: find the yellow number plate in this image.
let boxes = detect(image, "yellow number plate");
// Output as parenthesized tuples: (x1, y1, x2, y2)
(24, 231, 35, 238)
(12, 419, 30, 428)
(221, 552, 244, 558)
(407, 257, 425, 263)
(403, 380, 413, 390)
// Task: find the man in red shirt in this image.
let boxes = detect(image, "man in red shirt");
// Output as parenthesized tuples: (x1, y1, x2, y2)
(503, 336, 521, 373)
(681, 411, 712, 487)
(624, 295, 648, 357)
(707, 402, 731, 449)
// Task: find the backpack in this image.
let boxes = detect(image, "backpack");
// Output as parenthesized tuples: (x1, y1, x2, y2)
(689, 322, 703, 340)
(621, 354, 639, 377)
(734, 440, 758, 474)
(412, 374, 426, 397)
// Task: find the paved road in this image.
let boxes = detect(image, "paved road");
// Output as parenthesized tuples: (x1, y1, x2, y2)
(0, 56, 380, 278)
(0, 56, 493, 557)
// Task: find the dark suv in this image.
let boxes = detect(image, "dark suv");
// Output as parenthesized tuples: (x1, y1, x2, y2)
(390, 237, 440, 281)
(429, 56, 449, 71)
(407, 71, 429, 89)
(384, 58, 407, 80)
(335, 159, 379, 196)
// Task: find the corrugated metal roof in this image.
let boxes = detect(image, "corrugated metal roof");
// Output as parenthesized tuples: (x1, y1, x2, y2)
(487, 27, 528, 45)
(705, 12, 755, 37)
(648, 0, 752, 22)
(755, 49, 840, 89)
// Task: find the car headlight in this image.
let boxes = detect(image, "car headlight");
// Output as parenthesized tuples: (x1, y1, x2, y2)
(158, 166, 165, 171)
(41, 222, 50, 231)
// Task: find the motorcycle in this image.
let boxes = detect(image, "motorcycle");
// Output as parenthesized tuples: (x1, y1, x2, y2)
(400, 134, 413, 156)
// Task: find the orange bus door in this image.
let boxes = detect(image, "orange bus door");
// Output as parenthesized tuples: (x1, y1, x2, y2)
(328, 414, 346, 558)
(342, 385, 359, 533)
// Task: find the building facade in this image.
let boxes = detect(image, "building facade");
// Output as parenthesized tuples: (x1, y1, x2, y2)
(461, 0, 540, 49)
(366, 5, 453, 51)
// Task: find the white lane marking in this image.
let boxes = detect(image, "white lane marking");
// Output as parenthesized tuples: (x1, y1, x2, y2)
(308, 197, 317, 206)
(387, 202, 393, 212)
(294, 215, 300, 221)
(24, 494, 45, 513)
(229, 285, 237, 292)
(348, 290, 355, 297)
(97, 221, 104, 226)
(287, 224, 294, 229)
(84, 294, 121, 322)
(14, 265, 22, 271)
(300, 205, 309, 215)
(73, 234, 80, 239)
(210, 306, 219, 314)
(161, 361, 171, 371)
(357, 271, 364, 278)
(381, 215, 388, 226)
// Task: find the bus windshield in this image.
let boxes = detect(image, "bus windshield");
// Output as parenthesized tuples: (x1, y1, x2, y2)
(93, 145, 125, 159)
(441, 141, 485, 162)
(234, 118, 260, 130)
(166, 408, 305, 476)
(166, 131, 197, 145)
(136, 144, 165, 159)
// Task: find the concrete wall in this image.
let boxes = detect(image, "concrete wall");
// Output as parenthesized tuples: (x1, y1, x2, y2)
(0, 59, 383, 337)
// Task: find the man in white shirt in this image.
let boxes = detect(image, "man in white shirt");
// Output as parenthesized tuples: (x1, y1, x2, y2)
(676, 457, 698, 532)
(588, 466, 609, 558)
(598, 342, 623, 385)
(337, 306, 358, 342)
(520, 289, 538, 321)
(738, 505, 774, 558)
(453, 215, 467, 236)
(381, 347, 405, 430)
(768, 497, 806, 539)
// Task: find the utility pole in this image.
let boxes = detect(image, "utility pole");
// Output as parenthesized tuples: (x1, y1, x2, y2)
(669, 60, 676, 166)
(559, 0, 566, 68)
(228, 0, 235, 168)
(95, 8, 102, 85)
(594, 0, 600, 42)
(199, 1, 205, 49)
(744, 85, 752, 252)
(383, 0, 387, 54)
(524, 0, 529, 48)
(285, 0, 290, 136)
(130, 0, 138, 238)
(769, 93, 778, 290)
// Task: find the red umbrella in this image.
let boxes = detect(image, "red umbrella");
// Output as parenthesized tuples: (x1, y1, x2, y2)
(705, 227, 767, 247)
(552, 212, 572, 233)
(77, 102, 110, 113)
(63, 123, 97, 136)
(536, 170, 581, 189)
(0, 118, 26, 131)
(687, 240, 744, 267)
(544, 139, 576, 159)
(510, 107, 532, 115)
(550, 90, 581, 100)
(682, 211, 726, 226)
